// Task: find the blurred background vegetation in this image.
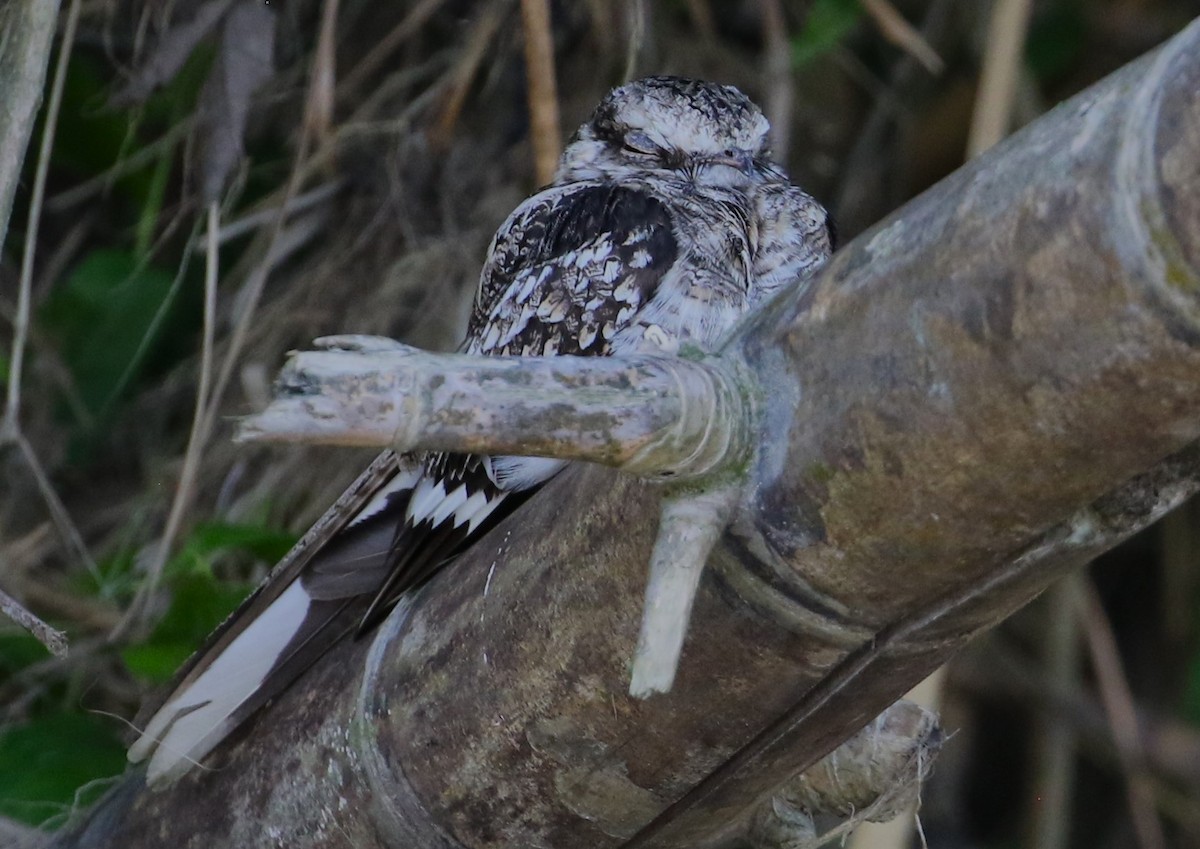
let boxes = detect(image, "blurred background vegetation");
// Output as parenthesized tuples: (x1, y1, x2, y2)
(1, 0, 1198, 846)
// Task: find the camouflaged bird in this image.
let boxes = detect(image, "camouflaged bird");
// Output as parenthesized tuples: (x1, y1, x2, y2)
(128, 76, 835, 785)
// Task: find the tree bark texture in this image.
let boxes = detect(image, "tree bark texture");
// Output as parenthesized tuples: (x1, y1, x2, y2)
(52, 17, 1200, 849)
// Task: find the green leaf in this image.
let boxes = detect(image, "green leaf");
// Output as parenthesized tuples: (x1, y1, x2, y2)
(182, 521, 298, 565)
(122, 523, 295, 682)
(40, 249, 178, 419)
(792, 0, 862, 67)
(120, 642, 198, 684)
(154, 572, 248, 644)
(69, 548, 140, 606)
(52, 55, 146, 186)
(122, 570, 250, 684)
(1026, 3, 1086, 82)
(0, 633, 54, 675)
(54, 51, 209, 202)
(0, 713, 126, 826)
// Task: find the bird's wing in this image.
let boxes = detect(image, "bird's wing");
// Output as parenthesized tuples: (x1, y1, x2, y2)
(358, 181, 681, 628)
(128, 450, 414, 783)
(128, 181, 679, 785)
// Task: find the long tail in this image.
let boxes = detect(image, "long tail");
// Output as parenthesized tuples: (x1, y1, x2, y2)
(127, 452, 554, 786)
(127, 584, 356, 783)
(128, 456, 414, 786)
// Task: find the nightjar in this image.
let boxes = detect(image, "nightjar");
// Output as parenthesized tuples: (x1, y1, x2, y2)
(129, 75, 834, 785)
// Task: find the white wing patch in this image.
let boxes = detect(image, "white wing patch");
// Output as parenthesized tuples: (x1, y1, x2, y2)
(346, 465, 421, 529)
(403, 459, 507, 534)
(130, 580, 313, 784)
(429, 483, 471, 526)
(407, 477, 453, 525)
(458, 490, 507, 534)
(490, 456, 566, 491)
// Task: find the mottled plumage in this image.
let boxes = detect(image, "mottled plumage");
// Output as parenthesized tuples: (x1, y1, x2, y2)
(128, 76, 833, 785)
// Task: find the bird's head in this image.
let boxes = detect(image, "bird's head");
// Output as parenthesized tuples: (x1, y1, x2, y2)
(558, 76, 778, 186)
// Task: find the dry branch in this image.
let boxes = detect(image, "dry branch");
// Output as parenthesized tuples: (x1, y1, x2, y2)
(48, 17, 1200, 849)
(238, 336, 749, 479)
(968, 0, 1033, 154)
(0, 587, 67, 658)
(861, 0, 944, 75)
(520, 0, 562, 185)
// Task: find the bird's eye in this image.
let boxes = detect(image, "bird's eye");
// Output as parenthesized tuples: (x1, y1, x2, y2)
(621, 132, 658, 156)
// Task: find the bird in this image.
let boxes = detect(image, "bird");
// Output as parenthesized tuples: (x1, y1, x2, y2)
(127, 75, 835, 785)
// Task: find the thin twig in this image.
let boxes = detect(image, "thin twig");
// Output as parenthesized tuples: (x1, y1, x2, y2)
(110, 205, 217, 640)
(102, 214, 201, 421)
(1079, 579, 1166, 849)
(3, 0, 80, 437)
(195, 19, 332, 444)
(14, 431, 98, 578)
(0, 587, 67, 657)
(759, 0, 793, 163)
(204, 51, 444, 253)
(304, 0, 338, 147)
(1159, 497, 1199, 641)
(194, 180, 343, 248)
(45, 118, 193, 212)
(335, 0, 447, 102)
(967, 0, 1033, 156)
(622, 0, 646, 82)
(861, 0, 944, 75)
(520, 0, 561, 185)
(334, 64, 452, 138)
(431, 4, 506, 146)
(1030, 574, 1083, 849)
(32, 209, 90, 296)
(831, 0, 953, 237)
(114, 0, 349, 636)
(18, 577, 123, 632)
(0, 0, 97, 583)
(340, 49, 454, 131)
(683, 0, 715, 42)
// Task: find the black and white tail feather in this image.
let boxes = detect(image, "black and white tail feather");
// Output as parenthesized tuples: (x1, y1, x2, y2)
(128, 76, 833, 785)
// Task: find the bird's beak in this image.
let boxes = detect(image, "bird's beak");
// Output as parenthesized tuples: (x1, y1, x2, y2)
(709, 148, 756, 174)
